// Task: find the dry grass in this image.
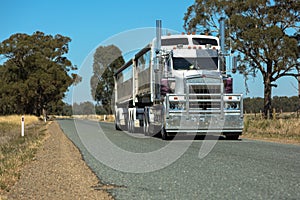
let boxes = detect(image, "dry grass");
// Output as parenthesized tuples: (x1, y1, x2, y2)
(72, 114, 115, 122)
(0, 115, 46, 195)
(0, 115, 39, 126)
(243, 114, 300, 144)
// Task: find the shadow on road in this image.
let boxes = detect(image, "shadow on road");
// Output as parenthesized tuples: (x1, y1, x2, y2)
(151, 134, 242, 141)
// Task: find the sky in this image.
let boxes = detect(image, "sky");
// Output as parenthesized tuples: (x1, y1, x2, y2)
(1, 0, 298, 103)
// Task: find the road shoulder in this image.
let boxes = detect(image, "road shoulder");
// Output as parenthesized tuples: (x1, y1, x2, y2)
(6, 121, 113, 200)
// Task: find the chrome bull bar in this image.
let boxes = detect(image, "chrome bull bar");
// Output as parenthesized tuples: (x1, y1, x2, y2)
(165, 83, 243, 133)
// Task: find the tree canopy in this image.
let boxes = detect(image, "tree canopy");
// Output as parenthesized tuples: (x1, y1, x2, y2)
(0, 31, 79, 116)
(90, 45, 125, 114)
(244, 96, 300, 114)
(73, 101, 95, 115)
(184, 0, 300, 118)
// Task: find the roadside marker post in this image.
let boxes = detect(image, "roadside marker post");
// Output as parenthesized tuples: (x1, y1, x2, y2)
(21, 116, 24, 137)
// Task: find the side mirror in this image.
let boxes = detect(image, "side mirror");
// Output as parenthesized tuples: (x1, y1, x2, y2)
(220, 57, 226, 73)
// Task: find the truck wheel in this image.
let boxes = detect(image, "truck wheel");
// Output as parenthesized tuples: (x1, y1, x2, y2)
(129, 119, 136, 133)
(226, 134, 240, 140)
(161, 128, 169, 140)
(143, 115, 149, 136)
(128, 119, 132, 133)
(114, 114, 121, 131)
(115, 123, 121, 131)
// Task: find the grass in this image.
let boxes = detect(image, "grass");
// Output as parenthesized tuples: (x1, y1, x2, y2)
(71, 114, 115, 122)
(242, 113, 300, 144)
(0, 115, 46, 195)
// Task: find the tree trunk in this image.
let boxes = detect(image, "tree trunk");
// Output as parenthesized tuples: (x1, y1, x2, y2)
(298, 69, 300, 98)
(263, 75, 272, 119)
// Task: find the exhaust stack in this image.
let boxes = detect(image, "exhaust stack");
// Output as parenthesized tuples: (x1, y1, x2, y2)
(219, 17, 225, 54)
(155, 20, 162, 102)
(220, 17, 237, 73)
(156, 20, 162, 54)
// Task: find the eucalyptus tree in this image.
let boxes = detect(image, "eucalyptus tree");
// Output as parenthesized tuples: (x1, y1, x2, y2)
(90, 45, 125, 114)
(0, 31, 79, 116)
(184, 0, 300, 118)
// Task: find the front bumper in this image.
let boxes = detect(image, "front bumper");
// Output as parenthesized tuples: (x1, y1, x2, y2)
(165, 113, 243, 134)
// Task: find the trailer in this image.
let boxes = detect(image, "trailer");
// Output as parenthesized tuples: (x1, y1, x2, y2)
(114, 22, 243, 140)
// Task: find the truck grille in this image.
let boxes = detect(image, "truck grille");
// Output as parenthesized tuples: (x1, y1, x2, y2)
(188, 84, 222, 110)
(188, 84, 221, 94)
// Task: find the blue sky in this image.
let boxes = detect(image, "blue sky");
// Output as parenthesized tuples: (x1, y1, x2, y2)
(1, 0, 298, 103)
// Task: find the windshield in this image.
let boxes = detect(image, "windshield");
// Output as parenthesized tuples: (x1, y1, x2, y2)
(173, 57, 218, 70)
(192, 38, 218, 46)
(162, 38, 189, 46)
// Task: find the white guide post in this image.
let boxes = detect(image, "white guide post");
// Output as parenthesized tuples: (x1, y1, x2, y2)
(21, 116, 25, 137)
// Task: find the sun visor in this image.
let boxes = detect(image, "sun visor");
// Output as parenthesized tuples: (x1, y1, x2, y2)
(196, 49, 218, 57)
(172, 49, 197, 58)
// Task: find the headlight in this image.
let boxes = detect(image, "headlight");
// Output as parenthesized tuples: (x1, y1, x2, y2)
(170, 102, 185, 110)
(225, 102, 239, 110)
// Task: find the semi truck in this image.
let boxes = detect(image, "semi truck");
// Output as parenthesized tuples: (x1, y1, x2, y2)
(114, 21, 243, 140)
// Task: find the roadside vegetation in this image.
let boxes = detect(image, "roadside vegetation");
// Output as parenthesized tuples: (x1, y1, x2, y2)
(243, 113, 300, 144)
(242, 96, 300, 144)
(0, 115, 46, 195)
(0, 32, 80, 117)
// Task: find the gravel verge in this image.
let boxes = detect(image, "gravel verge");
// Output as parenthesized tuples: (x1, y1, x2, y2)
(5, 121, 113, 200)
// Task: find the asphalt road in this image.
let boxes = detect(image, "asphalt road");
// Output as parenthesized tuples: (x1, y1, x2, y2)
(58, 119, 300, 200)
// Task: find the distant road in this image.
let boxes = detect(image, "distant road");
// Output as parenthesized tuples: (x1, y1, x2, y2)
(58, 119, 300, 200)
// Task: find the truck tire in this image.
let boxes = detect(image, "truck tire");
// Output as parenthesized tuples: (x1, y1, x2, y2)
(129, 118, 136, 133)
(161, 128, 169, 140)
(128, 118, 132, 133)
(114, 113, 121, 131)
(225, 133, 240, 140)
(143, 115, 149, 136)
(115, 123, 121, 131)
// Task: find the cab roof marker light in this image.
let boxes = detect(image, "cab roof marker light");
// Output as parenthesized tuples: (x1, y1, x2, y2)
(205, 44, 212, 49)
(177, 44, 183, 48)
